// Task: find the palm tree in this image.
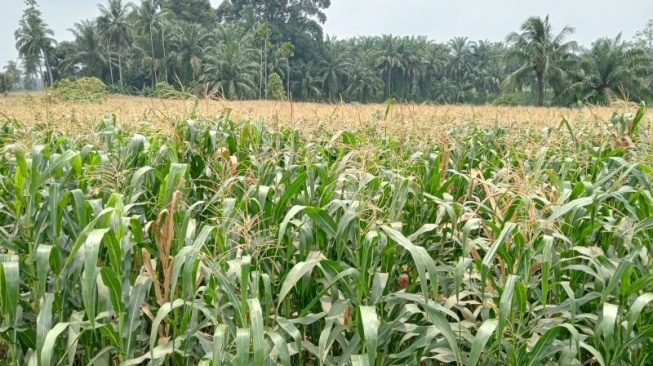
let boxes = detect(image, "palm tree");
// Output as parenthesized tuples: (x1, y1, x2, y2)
(200, 31, 259, 99)
(503, 15, 577, 106)
(318, 38, 353, 101)
(98, 0, 134, 87)
(133, 0, 167, 86)
(67, 20, 107, 77)
(567, 34, 653, 104)
(255, 22, 271, 99)
(14, 9, 56, 87)
(292, 62, 322, 100)
(447, 37, 473, 84)
(169, 21, 212, 87)
(3, 61, 22, 90)
(376, 35, 404, 98)
(345, 55, 383, 101)
(279, 42, 294, 101)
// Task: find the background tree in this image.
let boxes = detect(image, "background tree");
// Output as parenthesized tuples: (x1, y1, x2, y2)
(14, 0, 56, 87)
(98, 0, 134, 87)
(566, 34, 652, 104)
(503, 15, 577, 106)
(3, 61, 22, 90)
(279, 41, 294, 100)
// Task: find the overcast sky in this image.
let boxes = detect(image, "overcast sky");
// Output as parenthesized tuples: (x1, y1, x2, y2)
(2, 0, 652, 67)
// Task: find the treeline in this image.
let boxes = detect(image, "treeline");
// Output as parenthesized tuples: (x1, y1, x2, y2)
(4, 0, 653, 106)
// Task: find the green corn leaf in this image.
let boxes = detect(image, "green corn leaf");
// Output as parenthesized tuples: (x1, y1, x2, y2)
(125, 274, 152, 357)
(36, 292, 55, 365)
(35, 245, 52, 300)
(83, 229, 106, 326)
(266, 330, 291, 366)
(236, 328, 250, 366)
(212, 324, 227, 366)
(100, 267, 125, 318)
(498, 275, 519, 342)
(248, 298, 266, 365)
(150, 299, 186, 360)
(381, 225, 439, 300)
(467, 318, 499, 366)
(359, 305, 379, 366)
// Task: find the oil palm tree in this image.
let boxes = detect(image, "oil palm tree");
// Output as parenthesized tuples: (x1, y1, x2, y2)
(318, 38, 353, 101)
(67, 20, 107, 77)
(376, 34, 404, 98)
(98, 0, 134, 87)
(200, 35, 259, 99)
(567, 34, 653, 104)
(503, 15, 577, 106)
(169, 21, 212, 87)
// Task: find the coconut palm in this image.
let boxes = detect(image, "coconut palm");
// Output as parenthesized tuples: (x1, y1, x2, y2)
(566, 34, 653, 104)
(67, 20, 107, 77)
(504, 15, 577, 106)
(133, 0, 167, 86)
(14, 9, 56, 86)
(98, 0, 134, 87)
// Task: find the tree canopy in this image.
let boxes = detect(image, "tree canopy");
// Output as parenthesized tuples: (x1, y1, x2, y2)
(9, 0, 653, 106)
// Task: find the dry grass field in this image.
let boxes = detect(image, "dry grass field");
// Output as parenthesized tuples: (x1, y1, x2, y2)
(1, 92, 644, 139)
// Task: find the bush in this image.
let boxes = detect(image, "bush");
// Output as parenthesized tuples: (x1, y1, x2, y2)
(492, 93, 517, 106)
(267, 72, 286, 100)
(141, 81, 188, 99)
(53, 77, 107, 102)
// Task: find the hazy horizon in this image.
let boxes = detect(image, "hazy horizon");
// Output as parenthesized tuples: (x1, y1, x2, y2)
(1, 0, 652, 67)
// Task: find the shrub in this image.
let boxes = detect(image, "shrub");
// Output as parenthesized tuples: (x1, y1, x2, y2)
(267, 72, 286, 100)
(52, 77, 107, 102)
(492, 93, 517, 106)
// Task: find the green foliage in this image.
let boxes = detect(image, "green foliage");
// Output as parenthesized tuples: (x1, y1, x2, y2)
(1, 106, 653, 364)
(52, 77, 107, 102)
(267, 72, 285, 100)
(493, 93, 517, 106)
(0, 73, 10, 95)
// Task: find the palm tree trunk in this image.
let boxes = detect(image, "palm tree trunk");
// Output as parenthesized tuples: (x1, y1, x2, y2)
(162, 25, 168, 83)
(41, 49, 53, 88)
(107, 40, 115, 86)
(264, 37, 268, 99)
(536, 72, 544, 107)
(118, 50, 124, 88)
(287, 63, 291, 102)
(150, 26, 157, 86)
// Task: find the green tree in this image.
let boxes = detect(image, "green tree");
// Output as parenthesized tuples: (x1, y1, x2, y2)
(318, 38, 352, 101)
(567, 34, 652, 104)
(98, 0, 134, 87)
(169, 21, 212, 87)
(200, 26, 259, 99)
(67, 20, 107, 78)
(14, 0, 56, 87)
(163, 0, 217, 26)
(3, 61, 22, 90)
(504, 15, 577, 106)
(279, 41, 294, 100)
(267, 71, 285, 100)
(376, 35, 404, 98)
(134, 0, 167, 86)
(0, 73, 11, 94)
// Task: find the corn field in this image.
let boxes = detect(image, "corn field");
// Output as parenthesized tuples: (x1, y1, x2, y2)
(1, 101, 653, 365)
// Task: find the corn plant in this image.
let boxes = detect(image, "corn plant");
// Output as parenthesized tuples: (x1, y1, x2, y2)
(0, 107, 652, 365)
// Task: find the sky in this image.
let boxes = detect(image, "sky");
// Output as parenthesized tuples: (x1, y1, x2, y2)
(1, 0, 652, 67)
